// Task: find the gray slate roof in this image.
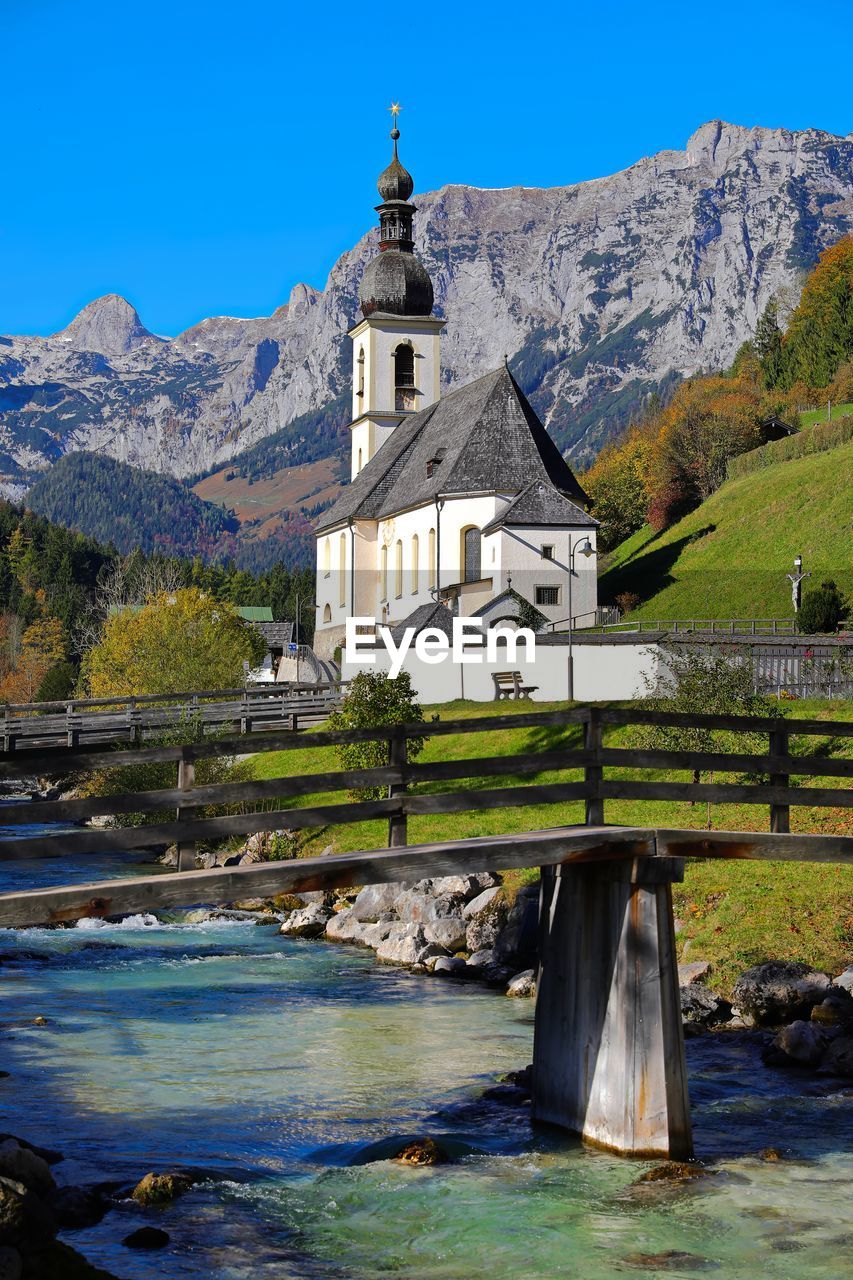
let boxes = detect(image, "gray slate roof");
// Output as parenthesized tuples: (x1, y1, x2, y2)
(388, 601, 455, 644)
(254, 621, 294, 649)
(482, 479, 597, 534)
(316, 366, 589, 532)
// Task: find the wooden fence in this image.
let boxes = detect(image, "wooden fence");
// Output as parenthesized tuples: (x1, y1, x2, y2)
(0, 704, 850, 877)
(0, 682, 345, 753)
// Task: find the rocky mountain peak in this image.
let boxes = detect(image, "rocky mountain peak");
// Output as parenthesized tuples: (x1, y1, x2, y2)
(53, 294, 162, 355)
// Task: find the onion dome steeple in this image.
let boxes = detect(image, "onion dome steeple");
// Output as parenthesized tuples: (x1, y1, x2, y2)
(359, 105, 434, 319)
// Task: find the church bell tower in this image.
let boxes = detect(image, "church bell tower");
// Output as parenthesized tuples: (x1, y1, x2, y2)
(348, 107, 444, 480)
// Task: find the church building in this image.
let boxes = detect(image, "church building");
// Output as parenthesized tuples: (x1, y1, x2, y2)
(313, 118, 598, 661)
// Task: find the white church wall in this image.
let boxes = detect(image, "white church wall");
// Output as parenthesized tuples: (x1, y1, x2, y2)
(498, 527, 598, 628)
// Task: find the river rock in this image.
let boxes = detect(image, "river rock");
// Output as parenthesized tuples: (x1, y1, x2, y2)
(763, 1020, 829, 1068)
(432, 957, 466, 976)
(678, 960, 712, 986)
(131, 1172, 194, 1207)
(279, 903, 332, 938)
(349, 883, 405, 922)
(395, 892, 467, 951)
(834, 966, 853, 993)
(819, 1035, 853, 1077)
(494, 884, 539, 970)
(47, 1185, 107, 1230)
(463, 887, 503, 918)
(506, 969, 536, 998)
(326, 909, 394, 947)
(811, 990, 853, 1026)
(732, 961, 831, 1026)
(0, 1142, 54, 1196)
(680, 985, 731, 1027)
(467, 949, 495, 968)
(432, 874, 499, 899)
(394, 1137, 449, 1166)
(122, 1226, 170, 1250)
(0, 1175, 56, 1247)
(375, 924, 428, 965)
(414, 943, 450, 965)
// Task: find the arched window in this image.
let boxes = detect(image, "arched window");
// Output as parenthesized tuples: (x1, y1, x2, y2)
(394, 343, 416, 411)
(381, 546, 388, 600)
(322, 603, 332, 623)
(356, 347, 365, 399)
(411, 534, 419, 593)
(462, 526, 481, 583)
(428, 527, 436, 587)
(395, 539, 403, 598)
(338, 533, 346, 606)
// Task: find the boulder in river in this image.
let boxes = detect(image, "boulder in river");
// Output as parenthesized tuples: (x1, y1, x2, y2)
(680, 984, 732, 1027)
(763, 1020, 829, 1068)
(394, 1138, 449, 1166)
(131, 1171, 194, 1207)
(348, 883, 405, 922)
(0, 1142, 54, 1196)
(810, 989, 853, 1027)
(279, 903, 332, 939)
(506, 969, 536, 998)
(732, 961, 831, 1026)
(819, 1035, 853, 1078)
(375, 924, 428, 965)
(122, 1226, 170, 1250)
(47, 1185, 107, 1230)
(0, 1175, 57, 1248)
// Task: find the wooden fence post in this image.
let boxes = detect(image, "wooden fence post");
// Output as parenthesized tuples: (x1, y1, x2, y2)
(387, 729, 408, 848)
(584, 708, 604, 826)
(176, 748, 197, 872)
(65, 702, 81, 748)
(769, 726, 790, 834)
(532, 856, 693, 1159)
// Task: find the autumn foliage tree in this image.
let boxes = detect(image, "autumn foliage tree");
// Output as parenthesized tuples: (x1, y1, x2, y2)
(777, 237, 853, 389)
(81, 588, 265, 697)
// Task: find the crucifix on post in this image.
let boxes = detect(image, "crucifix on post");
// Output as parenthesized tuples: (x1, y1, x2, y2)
(786, 554, 811, 614)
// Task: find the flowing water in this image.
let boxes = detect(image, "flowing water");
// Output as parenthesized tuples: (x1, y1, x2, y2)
(0, 831, 851, 1278)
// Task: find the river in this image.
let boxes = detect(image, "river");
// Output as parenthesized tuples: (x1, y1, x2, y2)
(0, 833, 851, 1278)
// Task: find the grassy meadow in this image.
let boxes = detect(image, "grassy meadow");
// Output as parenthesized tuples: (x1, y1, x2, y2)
(598, 440, 853, 618)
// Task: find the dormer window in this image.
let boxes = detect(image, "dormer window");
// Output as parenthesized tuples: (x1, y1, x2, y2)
(394, 343, 415, 411)
(426, 447, 445, 479)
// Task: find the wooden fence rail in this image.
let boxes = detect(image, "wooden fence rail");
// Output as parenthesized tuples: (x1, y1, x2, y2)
(0, 682, 345, 753)
(0, 704, 849, 867)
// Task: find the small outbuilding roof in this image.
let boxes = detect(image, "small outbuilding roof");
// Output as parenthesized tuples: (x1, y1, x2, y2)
(387, 601, 455, 644)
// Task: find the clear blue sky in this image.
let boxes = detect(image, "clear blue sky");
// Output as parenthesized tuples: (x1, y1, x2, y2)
(2, 0, 851, 337)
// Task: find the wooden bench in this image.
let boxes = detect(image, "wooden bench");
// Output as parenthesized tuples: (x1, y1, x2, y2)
(492, 671, 540, 700)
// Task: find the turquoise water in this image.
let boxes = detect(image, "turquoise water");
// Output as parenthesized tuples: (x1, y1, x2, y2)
(0, 838, 852, 1278)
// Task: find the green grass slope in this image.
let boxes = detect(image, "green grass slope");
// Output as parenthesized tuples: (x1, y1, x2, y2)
(600, 441, 853, 618)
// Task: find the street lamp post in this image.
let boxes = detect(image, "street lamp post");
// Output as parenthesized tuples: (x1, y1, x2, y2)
(568, 536, 595, 701)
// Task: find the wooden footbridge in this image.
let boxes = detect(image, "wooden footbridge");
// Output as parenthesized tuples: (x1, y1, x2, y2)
(0, 681, 344, 752)
(0, 703, 850, 1161)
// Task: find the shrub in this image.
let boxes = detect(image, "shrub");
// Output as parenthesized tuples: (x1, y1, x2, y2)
(326, 670, 432, 800)
(798, 580, 848, 634)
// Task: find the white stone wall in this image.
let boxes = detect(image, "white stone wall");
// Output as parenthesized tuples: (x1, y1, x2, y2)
(342, 638, 660, 703)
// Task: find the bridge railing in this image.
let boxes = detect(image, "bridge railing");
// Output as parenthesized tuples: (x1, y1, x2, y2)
(0, 704, 849, 868)
(0, 681, 346, 752)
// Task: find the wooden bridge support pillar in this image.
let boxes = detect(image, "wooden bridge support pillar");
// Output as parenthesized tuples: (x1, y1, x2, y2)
(531, 856, 693, 1159)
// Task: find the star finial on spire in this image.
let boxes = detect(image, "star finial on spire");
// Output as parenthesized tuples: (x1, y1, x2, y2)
(389, 102, 402, 119)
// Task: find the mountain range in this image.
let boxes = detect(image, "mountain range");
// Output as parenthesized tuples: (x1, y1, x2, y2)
(2, 119, 853, 567)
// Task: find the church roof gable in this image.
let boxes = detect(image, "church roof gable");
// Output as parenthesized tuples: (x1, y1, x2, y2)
(481, 479, 598, 533)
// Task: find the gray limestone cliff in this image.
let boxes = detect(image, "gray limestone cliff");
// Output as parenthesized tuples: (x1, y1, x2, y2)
(2, 120, 852, 496)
